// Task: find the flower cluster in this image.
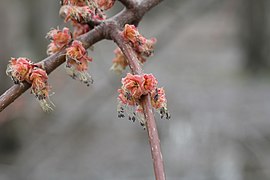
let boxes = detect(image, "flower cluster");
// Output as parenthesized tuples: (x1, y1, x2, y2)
(112, 24, 156, 74)
(6, 57, 53, 111)
(117, 73, 170, 127)
(59, 0, 115, 38)
(46, 27, 72, 55)
(122, 24, 156, 58)
(65, 40, 93, 86)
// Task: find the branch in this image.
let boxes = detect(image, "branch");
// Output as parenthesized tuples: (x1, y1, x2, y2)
(0, 26, 105, 112)
(111, 28, 166, 180)
(118, 0, 137, 9)
(0, 1, 166, 179)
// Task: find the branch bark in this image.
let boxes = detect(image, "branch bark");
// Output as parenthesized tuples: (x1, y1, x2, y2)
(111, 28, 166, 180)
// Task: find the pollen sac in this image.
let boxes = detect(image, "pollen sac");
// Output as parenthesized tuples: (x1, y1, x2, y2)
(29, 68, 54, 112)
(65, 40, 93, 86)
(6, 57, 33, 84)
(46, 27, 72, 55)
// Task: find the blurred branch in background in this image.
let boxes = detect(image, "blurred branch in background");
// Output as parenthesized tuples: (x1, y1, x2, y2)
(241, 0, 270, 73)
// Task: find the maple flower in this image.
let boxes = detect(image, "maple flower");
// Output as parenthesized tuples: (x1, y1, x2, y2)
(60, 4, 105, 23)
(122, 24, 156, 59)
(110, 48, 128, 74)
(29, 68, 53, 111)
(122, 24, 139, 44)
(150, 88, 170, 119)
(137, 37, 157, 57)
(66, 40, 93, 86)
(6, 57, 33, 84)
(72, 22, 90, 38)
(46, 27, 72, 55)
(143, 73, 158, 94)
(95, 0, 115, 10)
(61, 0, 90, 6)
(121, 73, 145, 99)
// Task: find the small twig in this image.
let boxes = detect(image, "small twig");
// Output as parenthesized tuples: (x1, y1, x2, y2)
(111, 29, 166, 180)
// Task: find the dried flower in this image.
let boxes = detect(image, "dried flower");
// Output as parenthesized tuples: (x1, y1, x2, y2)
(66, 40, 93, 86)
(46, 27, 72, 55)
(29, 68, 53, 111)
(6, 57, 33, 84)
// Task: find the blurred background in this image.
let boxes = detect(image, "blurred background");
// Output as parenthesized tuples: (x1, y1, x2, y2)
(0, 0, 270, 179)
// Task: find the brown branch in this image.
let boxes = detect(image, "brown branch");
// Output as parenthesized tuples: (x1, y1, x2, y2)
(0, 26, 105, 112)
(118, 0, 137, 9)
(111, 28, 166, 180)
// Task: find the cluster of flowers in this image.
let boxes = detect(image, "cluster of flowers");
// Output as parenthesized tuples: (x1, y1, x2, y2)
(117, 73, 170, 127)
(60, 0, 115, 38)
(6, 58, 53, 111)
(111, 24, 157, 74)
(46, 0, 116, 85)
(47, 1, 106, 85)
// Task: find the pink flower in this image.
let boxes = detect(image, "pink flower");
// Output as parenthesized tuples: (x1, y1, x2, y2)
(95, 0, 115, 10)
(121, 73, 145, 99)
(46, 27, 72, 55)
(65, 40, 93, 86)
(143, 73, 158, 94)
(60, 4, 105, 23)
(29, 68, 53, 111)
(122, 24, 139, 44)
(66, 40, 92, 62)
(6, 57, 33, 84)
(122, 24, 156, 60)
(150, 87, 170, 119)
(61, 0, 89, 6)
(72, 23, 90, 38)
(117, 88, 136, 106)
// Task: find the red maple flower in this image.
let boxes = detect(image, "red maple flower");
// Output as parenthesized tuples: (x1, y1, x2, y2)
(46, 27, 72, 55)
(6, 57, 34, 84)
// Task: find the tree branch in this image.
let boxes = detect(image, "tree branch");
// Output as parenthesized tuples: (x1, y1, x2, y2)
(118, 0, 137, 9)
(0, 1, 166, 179)
(111, 28, 166, 180)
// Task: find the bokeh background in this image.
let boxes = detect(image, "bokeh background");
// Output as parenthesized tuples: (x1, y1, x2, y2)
(1, 0, 270, 179)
